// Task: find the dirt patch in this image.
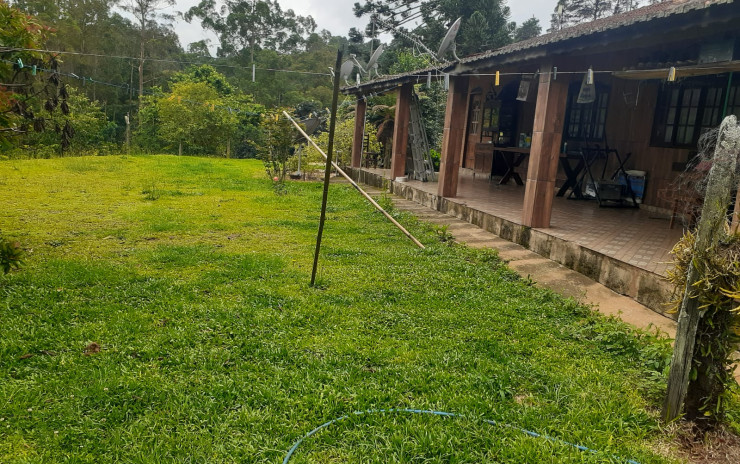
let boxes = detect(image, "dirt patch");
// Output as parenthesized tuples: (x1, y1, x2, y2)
(674, 423, 740, 464)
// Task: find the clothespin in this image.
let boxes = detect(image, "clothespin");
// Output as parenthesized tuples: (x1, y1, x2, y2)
(495, 71, 500, 86)
(427, 71, 432, 88)
(667, 67, 676, 82)
(444, 73, 450, 90)
(552, 66, 557, 80)
(31, 65, 37, 76)
(16, 58, 23, 69)
(586, 67, 594, 85)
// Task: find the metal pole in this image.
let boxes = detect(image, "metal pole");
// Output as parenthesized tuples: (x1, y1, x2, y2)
(311, 50, 344, 286)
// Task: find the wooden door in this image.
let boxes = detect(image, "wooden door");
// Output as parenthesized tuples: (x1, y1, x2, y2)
(462, 93, 482, 168)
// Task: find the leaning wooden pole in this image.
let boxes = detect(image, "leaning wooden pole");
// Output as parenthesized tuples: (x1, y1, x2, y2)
(284, 111, 425, 250)
(310, 50, 343, 287)
(663, 115, 740, 422)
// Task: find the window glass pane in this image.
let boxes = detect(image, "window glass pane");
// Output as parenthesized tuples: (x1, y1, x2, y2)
(690, 88, 701, 106)
(667, 107, 676, 123)
(687, 107, 698, 126)
(670, 89, 679, 106)
(676, 125, 687, 144)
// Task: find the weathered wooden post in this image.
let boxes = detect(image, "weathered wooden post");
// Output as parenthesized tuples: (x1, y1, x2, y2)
(663, 116, 740, 422)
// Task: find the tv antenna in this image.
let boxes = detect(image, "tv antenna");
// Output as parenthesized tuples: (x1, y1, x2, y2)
(437, 17, 462, 62)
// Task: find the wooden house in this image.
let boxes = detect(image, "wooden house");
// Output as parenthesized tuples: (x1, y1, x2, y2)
(342, 0, 740, 315)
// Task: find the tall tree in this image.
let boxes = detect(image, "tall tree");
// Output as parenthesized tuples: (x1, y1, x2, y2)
(122, 0, 174, 103)
(549, 0, 656, 31)
(185, 0, 316, 62)
(354, 0, 514, 57)
(514, 16, 541, 42)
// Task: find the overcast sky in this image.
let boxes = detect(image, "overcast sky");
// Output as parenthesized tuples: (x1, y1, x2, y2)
(161, 0, 555, 53)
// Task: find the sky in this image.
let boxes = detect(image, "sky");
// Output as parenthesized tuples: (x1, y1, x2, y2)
(161, 0, 555, 53)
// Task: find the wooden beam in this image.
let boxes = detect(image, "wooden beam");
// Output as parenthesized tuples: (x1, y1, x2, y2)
(438, 76, 469, 198)
(352, 98, 367, 168)
(391, 84, 412, 179)
(614, 61, 740, 80)
(522, 66, 568, 228)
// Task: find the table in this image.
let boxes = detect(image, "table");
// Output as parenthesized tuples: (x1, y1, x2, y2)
(556, 146, 638, 207)
(557, 153, 587, 198)
(491, 147, 530, 185)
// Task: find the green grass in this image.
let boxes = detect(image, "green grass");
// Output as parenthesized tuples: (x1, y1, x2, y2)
(0, 154, 728, 463)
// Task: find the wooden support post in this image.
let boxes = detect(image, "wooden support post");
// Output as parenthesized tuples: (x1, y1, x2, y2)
(391, 83, 412, 179)
(522, 67, 568, 228)
(352, 98, 367, 168)
(437, 75, 469, 198)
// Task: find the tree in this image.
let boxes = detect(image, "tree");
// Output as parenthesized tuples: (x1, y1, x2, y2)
(0, 1, 71, 151)
(135, 65, 262, 157)
(185, 0, 316, 62)
(354, 0, 514, 57)
(122, 0, 175, 103)
(258, 110, 295, 182)
(514, 16, 541, 42)
(549, 0, 652, 31)
(21, 86, 116, 156)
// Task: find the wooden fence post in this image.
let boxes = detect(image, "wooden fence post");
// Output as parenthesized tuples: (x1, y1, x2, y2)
(663, 116, 740, 422)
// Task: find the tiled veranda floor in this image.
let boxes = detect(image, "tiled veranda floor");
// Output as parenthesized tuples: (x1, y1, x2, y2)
(365, 167, 684, 277)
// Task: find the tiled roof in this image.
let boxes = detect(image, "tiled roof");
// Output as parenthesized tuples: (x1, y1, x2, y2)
(343, 0, 735, 94)
(459, 0, 733, 66)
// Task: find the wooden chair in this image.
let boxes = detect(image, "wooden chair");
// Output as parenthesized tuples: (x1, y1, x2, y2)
(658, 168, 707, 229)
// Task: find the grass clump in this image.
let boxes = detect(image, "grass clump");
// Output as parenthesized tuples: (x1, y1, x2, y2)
(0, 154, 729, 463)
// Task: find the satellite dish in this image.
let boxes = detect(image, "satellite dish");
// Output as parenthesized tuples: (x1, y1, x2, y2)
(437, 17, 462, 62)
(303, 117, 322, 135)
(339, 59, 355, 85)
(366, 43, 385, 78)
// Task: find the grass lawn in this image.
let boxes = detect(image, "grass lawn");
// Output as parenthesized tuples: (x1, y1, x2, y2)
(0, 155, 735, 463)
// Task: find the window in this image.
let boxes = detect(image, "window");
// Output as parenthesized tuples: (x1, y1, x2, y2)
(725, 82, 740, 118)
(651, 76, 729, 148)
(563, 82, 610, 141)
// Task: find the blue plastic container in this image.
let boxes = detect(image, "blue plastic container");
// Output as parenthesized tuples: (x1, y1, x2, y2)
(618, 172, 646, 202)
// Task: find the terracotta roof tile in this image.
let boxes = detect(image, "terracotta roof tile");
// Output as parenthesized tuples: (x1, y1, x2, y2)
(343, 0, 734, 94)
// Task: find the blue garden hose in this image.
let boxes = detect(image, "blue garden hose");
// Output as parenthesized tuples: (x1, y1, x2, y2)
(283, 408, 642, 464)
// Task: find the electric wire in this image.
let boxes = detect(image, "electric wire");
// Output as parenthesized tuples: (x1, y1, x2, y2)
(0, 46, 332, 76)
(1, 59, 263, 117)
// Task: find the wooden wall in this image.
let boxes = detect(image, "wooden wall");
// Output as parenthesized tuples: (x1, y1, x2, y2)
(604, 78, 691, 209)
(459, 69, 692, 210)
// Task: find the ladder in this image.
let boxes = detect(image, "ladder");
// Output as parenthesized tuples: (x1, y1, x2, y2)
(409, 91, 437, 182)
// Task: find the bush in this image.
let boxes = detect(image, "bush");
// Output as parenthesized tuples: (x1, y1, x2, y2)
(0, 237, 23, 274)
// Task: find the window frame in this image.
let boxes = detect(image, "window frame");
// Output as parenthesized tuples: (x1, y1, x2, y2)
(651, 76, 730, 148)
(563, 81, 611, 142)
